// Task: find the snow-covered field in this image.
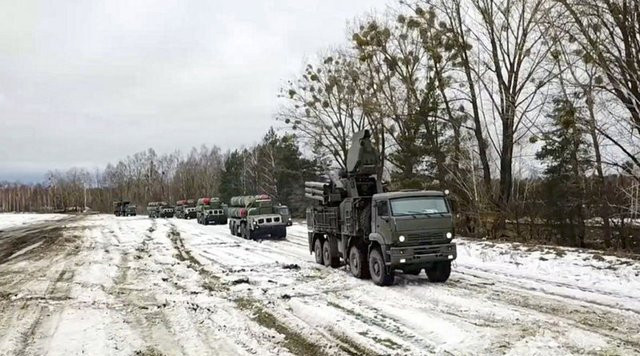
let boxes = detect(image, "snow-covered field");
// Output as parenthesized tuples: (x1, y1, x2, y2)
(0, 214, 638, 355)
(0, 213, 67, 231)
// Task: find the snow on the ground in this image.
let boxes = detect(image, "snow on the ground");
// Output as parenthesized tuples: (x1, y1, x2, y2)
(1, 215, 639, 356)
(0, 213, 67, 231)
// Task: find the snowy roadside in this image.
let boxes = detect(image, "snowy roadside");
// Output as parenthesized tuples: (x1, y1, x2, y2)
(1, 215, 638, 355)
(177, 220, 640, 355)
(0, 213, 67, 231)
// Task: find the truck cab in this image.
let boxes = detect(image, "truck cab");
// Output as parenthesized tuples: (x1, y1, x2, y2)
(370, 191, 456, 278)
(275, 205, 292, 226)
(159, 204, 174, 218)
(125, 204, 137, 216)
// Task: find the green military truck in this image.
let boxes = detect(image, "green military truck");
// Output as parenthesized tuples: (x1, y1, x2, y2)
(125, 204, 137, 216)
(227, 195, 287, 239)
(196, 197, 227, 225)
(175, 200, 187, 219)
(113, 200, 130, 216)
(305, 130, 456, 286)
(147, 202, 160, 218)
(158, 202, 175, 218)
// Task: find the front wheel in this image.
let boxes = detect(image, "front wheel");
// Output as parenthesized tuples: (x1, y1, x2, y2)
(314, 238, 324, 265)
(349, 245, 370, 279)
(369, 248, 394, 286)
(426, 261, 451, 283)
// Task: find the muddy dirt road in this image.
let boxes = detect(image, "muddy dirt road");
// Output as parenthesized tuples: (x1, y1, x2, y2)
(0, 214, 639, 355)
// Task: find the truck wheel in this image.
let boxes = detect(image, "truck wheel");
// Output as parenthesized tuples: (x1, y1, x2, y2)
(369, 248, 394, 286)
(230, 224, 236, 236)
(349, 246, 370, 279)
(314, 239, 324, 265)
(322, 240, 339, 268)
(279, 226, 287, 239)
(426, 261, 451, 283)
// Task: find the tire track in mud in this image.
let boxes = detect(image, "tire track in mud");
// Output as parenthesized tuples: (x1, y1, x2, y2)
(107, 218, 191, 356)
(0, 217, 87, 356)
(166, 222, 373, 356)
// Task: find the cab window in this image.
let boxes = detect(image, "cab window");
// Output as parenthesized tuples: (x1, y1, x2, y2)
(377, 201, 389, 216)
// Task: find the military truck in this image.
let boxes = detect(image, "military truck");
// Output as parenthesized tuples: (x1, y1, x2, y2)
(158, 202, 175, 218)
(184, 199, 197, 219)
(196, 197, 227, 225)
(274, 205, 292, 226)
(113, 200, 130, 216)
(305, 130, 456, 286)
(228, 195, 287, 239)
(125, 204, 137, 216)
(147, 202, 160, 218)
(175, 200, 187, 219)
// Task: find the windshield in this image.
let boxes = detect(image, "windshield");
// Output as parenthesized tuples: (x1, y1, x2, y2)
(278, 207, 289, 215)
(390, 197, 449, 216)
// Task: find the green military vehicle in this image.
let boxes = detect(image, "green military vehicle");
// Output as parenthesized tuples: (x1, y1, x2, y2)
(196, 197, 227, 225)
(305, 130, 456, 286)
(175, 200, 187, 218)
(227, 195, 287, 239)
(147, 202, 160, 218)
(125, 204, 137, 216)
(113, 200, 130, 216)
(158, 202, 175, 218)
(274, 205, 292, 226)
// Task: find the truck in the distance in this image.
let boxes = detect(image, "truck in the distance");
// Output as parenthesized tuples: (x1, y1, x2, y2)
(196, 197, 227, 225)
(227, 195, 287, 239)
(305, 130, 456, 286)
(113, 200, 130, 216)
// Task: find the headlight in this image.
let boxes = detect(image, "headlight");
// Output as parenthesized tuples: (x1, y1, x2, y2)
(399, 235, 405, 242)
(446, 232, 453, 239)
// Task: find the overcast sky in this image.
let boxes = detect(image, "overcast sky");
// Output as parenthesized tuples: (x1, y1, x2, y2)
(0, 0, 389, 183)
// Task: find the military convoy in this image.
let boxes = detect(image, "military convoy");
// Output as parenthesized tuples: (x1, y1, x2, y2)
(305, 130, 456, 286)
(196, 197, 227, 225)
(227, 195, 287, 239)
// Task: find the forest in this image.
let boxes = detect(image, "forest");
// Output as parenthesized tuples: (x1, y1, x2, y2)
(2, 0, 640, 252)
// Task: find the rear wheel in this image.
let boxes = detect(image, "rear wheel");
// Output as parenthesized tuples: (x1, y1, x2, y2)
(369, 248, 394, 286)
(322, 240, 339, 268)
(426, 261, 451, 283)
(349, 245, 370, 279)
(314, 238, 324, 265)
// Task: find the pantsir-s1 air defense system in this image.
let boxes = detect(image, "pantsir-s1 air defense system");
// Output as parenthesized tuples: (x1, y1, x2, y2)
(227, 195, 287, 239)
(305, 130, 457, 286)
(196, 197, 226, 225)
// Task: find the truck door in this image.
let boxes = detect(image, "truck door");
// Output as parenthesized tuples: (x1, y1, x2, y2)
(374, 200, 392, 239)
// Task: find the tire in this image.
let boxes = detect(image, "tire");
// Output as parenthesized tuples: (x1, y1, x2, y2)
(279, 226, 287, 239)
(369, 248, 394, 286)
(203, 219, 208, 226)
(322, 240, 339, 268)
(230, 224, 236, 236)
(314, 238, 324, 265)
(426, 261, 451, 283)
(241, 224, 248, 239)
(349, 245, 370, 279)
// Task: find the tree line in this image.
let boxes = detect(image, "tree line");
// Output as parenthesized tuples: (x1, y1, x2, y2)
(0, 129, 321, 218)
(277, 0, 640, 251)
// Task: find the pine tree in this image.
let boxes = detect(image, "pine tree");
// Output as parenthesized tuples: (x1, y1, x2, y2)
(536, 98, 592, 247)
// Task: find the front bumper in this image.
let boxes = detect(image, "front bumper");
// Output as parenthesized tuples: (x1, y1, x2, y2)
(251, 224, 286, 238)
(205, 215, 227, 224)
(186, 211, 197, 219)
(386, 243, 456, 266)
